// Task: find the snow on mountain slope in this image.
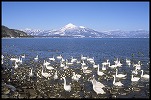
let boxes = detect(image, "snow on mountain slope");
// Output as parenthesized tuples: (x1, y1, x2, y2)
(20, 23, 149, 38)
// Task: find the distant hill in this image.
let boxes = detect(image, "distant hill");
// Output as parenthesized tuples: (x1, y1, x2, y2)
(2, 25, 32, 38)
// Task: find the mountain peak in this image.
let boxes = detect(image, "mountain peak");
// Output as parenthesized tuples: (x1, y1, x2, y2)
(64, 23, 77, 29)
(79, 26, 85, 28)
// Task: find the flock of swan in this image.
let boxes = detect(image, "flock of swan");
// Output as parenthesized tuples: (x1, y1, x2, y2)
(1, 54, 150, 97)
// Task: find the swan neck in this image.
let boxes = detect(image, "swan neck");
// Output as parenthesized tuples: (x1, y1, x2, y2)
(63, 78, 66, 85)
(141, 70, 143, 76)
(113, 76, 115, 84)
(97, 64, 99, 72)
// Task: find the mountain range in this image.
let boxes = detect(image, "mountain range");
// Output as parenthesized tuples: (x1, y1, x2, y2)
(21, 23, 149, 38)
(2, 23, 149, 38)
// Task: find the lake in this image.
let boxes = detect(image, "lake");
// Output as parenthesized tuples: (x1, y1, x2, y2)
(1, 38, 150, 98)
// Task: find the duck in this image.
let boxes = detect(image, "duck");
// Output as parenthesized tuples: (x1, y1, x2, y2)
(113, 75, 123, 86)
(62, 77, 71, 92)
(141, 70, 149, 79)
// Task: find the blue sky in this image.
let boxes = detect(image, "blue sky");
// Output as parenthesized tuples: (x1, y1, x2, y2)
(2, 2, 149, 31)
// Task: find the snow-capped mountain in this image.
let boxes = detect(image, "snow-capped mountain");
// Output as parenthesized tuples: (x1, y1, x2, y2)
(49, 23, 108, 37)
(104, 29, 149, 38)
(21, 23, 149, 38)
(21, 23, 109, 37)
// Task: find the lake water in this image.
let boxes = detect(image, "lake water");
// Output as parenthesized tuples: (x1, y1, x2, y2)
(1, 38, 150, 98)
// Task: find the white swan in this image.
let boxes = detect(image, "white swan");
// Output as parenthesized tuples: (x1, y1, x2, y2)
(62, 77, 71, 92)
(66, 59, 73, 65)
(113, 58, 122, 67)
(87, 57, 95, 64)
(81, 54, 87, 60)
(132, 69, 138, 75)
(114, 58, 119, 64)
(113, 75, 123, 86)
(54, 71, 58, 80)
(102, 64, 106, 71)
(43, 60, 50, 66)
(90, 76, 106, 94)
(91, 75, 105, 88)
(72, 72, 81, 82)
(45, 64, 54, 70)
(71, 56, 77, 63)
(21, 54, 25, 58)
(61, 58, 65, 62)
(83, 68, 92, 74)
(93, 63, 98, 68)
(60, 61, 65, 67)
(41, 66, 51, 78)
(57, 55, 62, 59)
(141, 70, 149, 79)
(10, 57, 18, 61)
(34, 55, 38, 60)
(97, 64, 104, 76)
(14, 62, 18, 69)
(81, 60, 86, 66)
(133, 61, 141, 70)
(92, 85, 106, 94)
(1, 55, 4, 64)
(102, 59, 109, 66)
(29, 68, 33, 77)
(49, 56, 55, 61)
(115, 69, 126, 78)
(108, 62, 118, 69)
(131, 74, 140, 82)
(126, 58, 131, 65)
(18, 57, 22, 64)
(116, 60, 122, 67)
(63, 65, 69, 70)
